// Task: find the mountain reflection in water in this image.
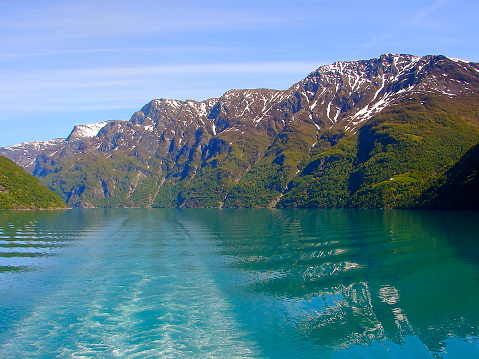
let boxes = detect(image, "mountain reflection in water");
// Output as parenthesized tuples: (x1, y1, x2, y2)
(198, 209, 479, 356)
(0, 209, 478, 358)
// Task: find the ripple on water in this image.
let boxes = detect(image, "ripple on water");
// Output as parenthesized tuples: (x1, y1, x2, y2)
(1, 209, 479, 359)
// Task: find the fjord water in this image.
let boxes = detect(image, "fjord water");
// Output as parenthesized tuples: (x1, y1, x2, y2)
(0, 209, 478, 358)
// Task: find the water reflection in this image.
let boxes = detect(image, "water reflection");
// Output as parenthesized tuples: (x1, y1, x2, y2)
(194, 209, 479, 356)
(0, 209, 106, 273)
(1, 209, 478, 358)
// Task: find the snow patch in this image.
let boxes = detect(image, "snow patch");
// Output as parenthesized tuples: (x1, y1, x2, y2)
(71, 121, 110, 138)
(4, 138, 65, 151)
(447, 56, 471, 64)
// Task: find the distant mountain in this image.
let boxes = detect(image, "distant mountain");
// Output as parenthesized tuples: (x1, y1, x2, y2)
(0, 156, 68, 210)
(1, 54, 479, 209)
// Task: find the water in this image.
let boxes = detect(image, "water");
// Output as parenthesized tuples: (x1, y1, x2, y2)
(0, 209, 478, 358)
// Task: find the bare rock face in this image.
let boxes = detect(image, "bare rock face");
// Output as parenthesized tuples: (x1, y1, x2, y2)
(2, 54, 479, 208)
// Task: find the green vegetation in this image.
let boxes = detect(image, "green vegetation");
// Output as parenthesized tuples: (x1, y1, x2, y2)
(417, 142, 479, 209)
(280, 94, 479, 209)
(225, 121, 317, 207)
(279, 135, 356, 208)
(34, 94, 479, 210)
(44, 151, 164, 208)
(347, 95, 479, 208)
(0, 156, 68, 210)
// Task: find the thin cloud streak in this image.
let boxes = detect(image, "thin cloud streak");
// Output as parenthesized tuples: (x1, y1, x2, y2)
(0, 1, 305, 52)
(0, 46, 233, 61)
(1, 61, 320, 84)
(358, 0, 450, 52)
(0, 61, 320, 112)
(69, 62, 322, 77)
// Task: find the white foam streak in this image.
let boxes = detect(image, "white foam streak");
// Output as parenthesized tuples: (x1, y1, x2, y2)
(0, 219, 259, 359)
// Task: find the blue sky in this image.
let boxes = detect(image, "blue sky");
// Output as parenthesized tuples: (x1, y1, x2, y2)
(1, 0, 478, 147)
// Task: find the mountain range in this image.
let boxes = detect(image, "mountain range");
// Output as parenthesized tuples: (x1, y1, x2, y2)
(1, 54, 479, 209)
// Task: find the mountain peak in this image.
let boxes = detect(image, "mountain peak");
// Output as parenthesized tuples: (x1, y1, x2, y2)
(67, 121, 111, 141)
(313, 53, 420, 73)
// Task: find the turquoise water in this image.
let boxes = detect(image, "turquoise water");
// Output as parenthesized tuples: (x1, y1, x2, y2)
(0, 209, 478, 358)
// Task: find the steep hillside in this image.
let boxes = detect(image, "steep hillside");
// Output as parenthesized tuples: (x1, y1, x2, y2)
(416, 142, 479, 209)
(280, 94, 479, 208)
(0, 156, 68, 210)
(1, 54, 479, 209)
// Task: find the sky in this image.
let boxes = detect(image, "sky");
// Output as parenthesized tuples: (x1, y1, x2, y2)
(1, 0, 478, 147)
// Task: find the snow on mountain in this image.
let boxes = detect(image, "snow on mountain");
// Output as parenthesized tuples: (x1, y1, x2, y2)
(447, 56, 472, 63)
(0, 138, 66, 171)
(67, 120, 127, 141)
(73, 121, 109, 137)
(4, 138, 65, 151)
(2, 53, 478, 181)
(288, 54, 479, 129)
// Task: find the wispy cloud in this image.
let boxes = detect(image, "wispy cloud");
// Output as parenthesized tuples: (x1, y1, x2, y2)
(0, 45, 241, 63)
(0, 61, 320, 112)
(67, 62, 321, 77)
(1, 61, 320, 87)
(358, 0, 450, 52)
(0, 0, 304, 54)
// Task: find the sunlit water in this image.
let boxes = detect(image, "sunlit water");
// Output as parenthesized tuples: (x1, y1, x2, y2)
(0, 209, 478, 358)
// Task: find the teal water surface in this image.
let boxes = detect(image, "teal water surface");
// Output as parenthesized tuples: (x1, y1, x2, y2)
(0, 209, 478, 358)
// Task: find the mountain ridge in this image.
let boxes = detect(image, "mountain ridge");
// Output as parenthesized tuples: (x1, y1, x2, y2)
(2, 54, 479, 209)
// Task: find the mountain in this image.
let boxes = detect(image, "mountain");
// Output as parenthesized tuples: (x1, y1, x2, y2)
(1, 54, 479, 209)
(0, 156, 68, 210)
